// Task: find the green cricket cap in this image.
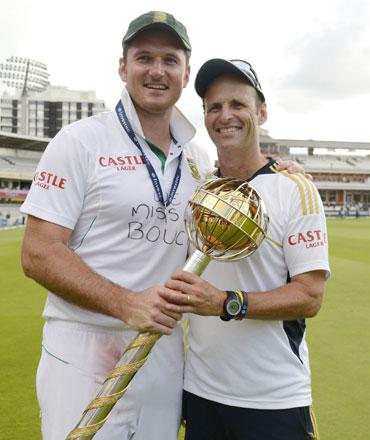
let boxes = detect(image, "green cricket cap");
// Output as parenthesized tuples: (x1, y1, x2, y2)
(122, 11, 191, 51)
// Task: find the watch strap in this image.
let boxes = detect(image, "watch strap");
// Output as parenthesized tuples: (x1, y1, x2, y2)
(235, 290, 248, 320)
(220, 291, 236, 321)
(220, 290, 248, 321)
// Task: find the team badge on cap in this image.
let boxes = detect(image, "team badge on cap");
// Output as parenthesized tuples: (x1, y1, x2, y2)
(153, 11, 168, 22)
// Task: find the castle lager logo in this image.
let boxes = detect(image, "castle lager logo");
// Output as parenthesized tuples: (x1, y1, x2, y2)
(33, 170, 66, 190)
(288, 229, 327, 249)
(98, 155, 145, 171)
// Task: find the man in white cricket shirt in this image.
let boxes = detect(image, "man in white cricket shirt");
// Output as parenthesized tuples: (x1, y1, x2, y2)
(164, 58, 330, 440)
(20, 11, 211, 440)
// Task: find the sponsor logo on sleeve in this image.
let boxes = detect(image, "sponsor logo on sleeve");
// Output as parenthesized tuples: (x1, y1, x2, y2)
(33, 171, 66, 190)
(288, 229, 327, 249)
(98, 155, 145, 171)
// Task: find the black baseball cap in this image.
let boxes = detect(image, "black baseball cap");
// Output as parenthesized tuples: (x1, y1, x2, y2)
(195, 58, 265, 102)
(122, 11, 191, 51)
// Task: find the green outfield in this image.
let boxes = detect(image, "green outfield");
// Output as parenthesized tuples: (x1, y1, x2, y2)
(1, 219, 369, 439)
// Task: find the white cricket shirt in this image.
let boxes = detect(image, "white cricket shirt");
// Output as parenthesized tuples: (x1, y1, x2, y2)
(185, 161, 330, 409)
(21, 87, 211, 328)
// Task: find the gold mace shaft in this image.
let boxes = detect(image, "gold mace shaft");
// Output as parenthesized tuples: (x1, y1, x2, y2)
(66, 332, 160, 439)
(66, 251, 210, 439)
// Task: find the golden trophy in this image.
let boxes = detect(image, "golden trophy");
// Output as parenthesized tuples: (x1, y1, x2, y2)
(66, 178, 269, 439)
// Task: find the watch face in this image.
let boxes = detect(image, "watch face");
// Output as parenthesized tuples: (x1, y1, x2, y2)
(226, 299, 241, 316)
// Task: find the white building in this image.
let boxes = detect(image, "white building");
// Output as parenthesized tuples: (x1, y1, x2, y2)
(0, 85, 106, 138)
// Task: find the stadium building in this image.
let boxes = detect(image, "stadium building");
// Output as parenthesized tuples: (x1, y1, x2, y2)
(0, 81, 106, 226)
(1, 126, 370, 226)
(0, 86, 106, 138)
(259, 130, 370, 216)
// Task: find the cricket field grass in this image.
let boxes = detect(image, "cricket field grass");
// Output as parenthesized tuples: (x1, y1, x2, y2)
(1, 218, 369, 439)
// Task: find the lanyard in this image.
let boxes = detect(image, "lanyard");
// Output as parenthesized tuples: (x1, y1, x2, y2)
(115, 100, 182, 210)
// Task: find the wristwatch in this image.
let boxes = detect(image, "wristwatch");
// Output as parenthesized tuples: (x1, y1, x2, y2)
(220, 291, 242, 321)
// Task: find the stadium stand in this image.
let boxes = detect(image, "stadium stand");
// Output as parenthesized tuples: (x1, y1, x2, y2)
(0, 132, 45, 225)
(0, 130, 370, 227)
(274, 138, 370, 217)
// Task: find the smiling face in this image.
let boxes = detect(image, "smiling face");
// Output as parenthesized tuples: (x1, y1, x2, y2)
(204, 74, 267, 153)
(119, 29, 190, 117)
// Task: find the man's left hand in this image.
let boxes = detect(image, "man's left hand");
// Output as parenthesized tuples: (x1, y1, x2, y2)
(163, 271, 226, 316)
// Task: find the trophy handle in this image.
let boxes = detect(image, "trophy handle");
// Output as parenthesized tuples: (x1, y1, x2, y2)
(183, 249, 211, 275)
(66, 332, 160, 439)
(66, 250, 212, 439)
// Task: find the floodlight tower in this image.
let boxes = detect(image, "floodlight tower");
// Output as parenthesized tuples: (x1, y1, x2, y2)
(0, 57, 50, 135)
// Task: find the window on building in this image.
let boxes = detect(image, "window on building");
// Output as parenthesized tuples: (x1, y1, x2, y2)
(328, 191, 336, 203)
(354, 194, 361, 203)
(319, 190, 327, 202)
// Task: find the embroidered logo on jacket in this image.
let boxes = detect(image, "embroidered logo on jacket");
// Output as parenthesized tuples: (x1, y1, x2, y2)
(186, 157, 201, 180)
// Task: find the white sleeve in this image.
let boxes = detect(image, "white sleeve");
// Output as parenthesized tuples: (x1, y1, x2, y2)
(20, 128, 91, 230)
(283, 177, 330, 278)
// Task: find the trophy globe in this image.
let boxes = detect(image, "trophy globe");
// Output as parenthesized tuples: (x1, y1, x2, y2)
(184, 178, 269, 274)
